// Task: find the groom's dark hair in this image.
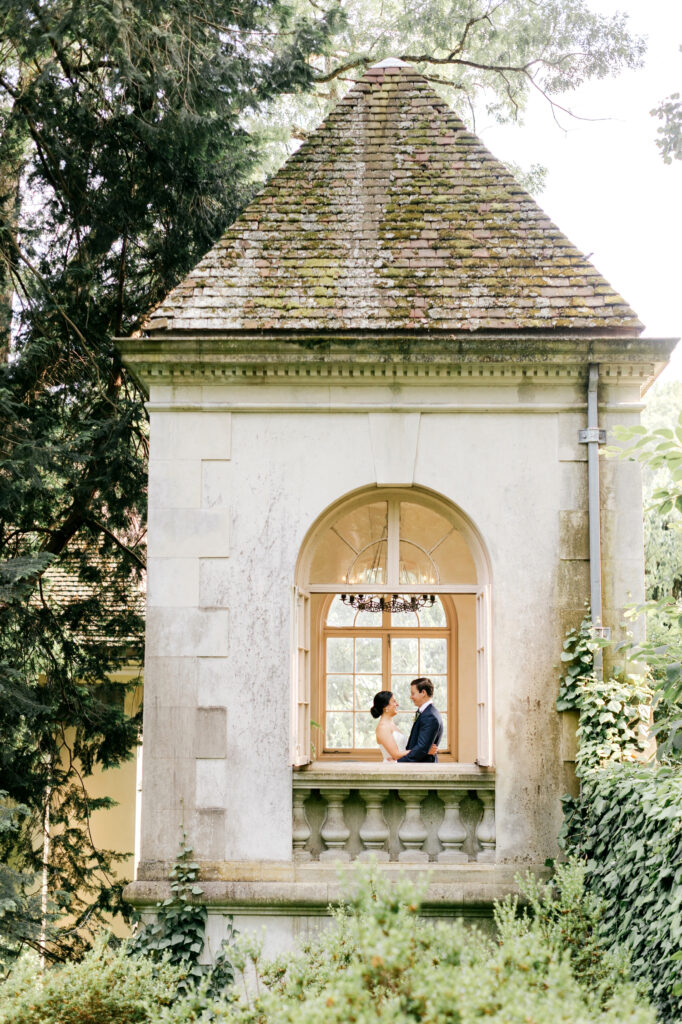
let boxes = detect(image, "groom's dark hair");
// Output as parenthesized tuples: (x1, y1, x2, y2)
(411, 677, 434, 697)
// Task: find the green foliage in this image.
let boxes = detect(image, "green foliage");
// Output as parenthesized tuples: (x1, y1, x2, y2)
(652, 43, 682, 165)
(131, 835, 236, 997)
(500, 861, 635, 1005)
(557, 617, 650, 775)
(605, 384, 682, 757)
(252, 0, 646, 186)
(0, 940, 187, 1024)
(186, 864, 653, 1024)
(0, 865, 654, 1024)
(562, 764, 682, 1023)
(652, 91, 682, 164)
(0, 798, 41, 966)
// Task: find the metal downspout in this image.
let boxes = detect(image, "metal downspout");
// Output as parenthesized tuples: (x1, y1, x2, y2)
(586, 363, 604, 678)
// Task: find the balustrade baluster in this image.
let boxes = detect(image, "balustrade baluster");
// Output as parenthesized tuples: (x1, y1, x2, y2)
(358, 789, 390, 861)
(292, 789, 312, 861)
(319, 788, 351, 861)
(475, 790, 496, 862)
(398, 789, 429, 862)
(437, 789, 468, 863)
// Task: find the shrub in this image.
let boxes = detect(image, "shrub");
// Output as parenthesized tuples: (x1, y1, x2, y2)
(557, 618, 682, 1021)
(185, 864, 653, 1024)
(0, 940, 186, 1024)
(0, 865, 654, 1024)
(564, 763, 682, 1023)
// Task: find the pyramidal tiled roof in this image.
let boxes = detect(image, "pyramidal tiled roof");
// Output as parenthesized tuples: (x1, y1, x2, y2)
(146, 61, 642, 335)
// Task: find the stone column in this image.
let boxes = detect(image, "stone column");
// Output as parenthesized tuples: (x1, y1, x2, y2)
(292, 789, 312, 862)
(358, 789, 390, 861)
(437, 789, 468, 863)
(398, 789, 429, 863)
(319, 789, 350, 862)
(476, 790, 496, 863)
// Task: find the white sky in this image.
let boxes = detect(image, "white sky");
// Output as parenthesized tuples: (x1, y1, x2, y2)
(478, 0, 682, 385)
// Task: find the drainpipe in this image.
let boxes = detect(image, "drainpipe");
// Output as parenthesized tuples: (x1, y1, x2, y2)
(579, 363, 607, 677)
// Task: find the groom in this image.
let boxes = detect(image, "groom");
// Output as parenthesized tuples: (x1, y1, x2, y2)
(397, 677, 443, 763)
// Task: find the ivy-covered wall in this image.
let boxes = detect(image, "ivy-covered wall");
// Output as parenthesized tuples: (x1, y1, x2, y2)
(558, 620, 682, 1023)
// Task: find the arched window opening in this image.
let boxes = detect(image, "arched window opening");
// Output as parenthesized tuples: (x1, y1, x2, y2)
(294, 489, 491, 767)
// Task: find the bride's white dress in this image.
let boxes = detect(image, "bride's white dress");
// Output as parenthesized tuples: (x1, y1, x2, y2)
(378, 728, 407, 761)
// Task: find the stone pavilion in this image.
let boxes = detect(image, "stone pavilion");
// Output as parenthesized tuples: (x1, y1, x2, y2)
(119, 59, 674, 956)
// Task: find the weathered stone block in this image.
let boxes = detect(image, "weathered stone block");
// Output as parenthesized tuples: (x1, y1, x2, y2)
(558, 510, 589, 560)
(144, 657, 198, 707)
(199, 559, 230, 608)
(196, 758, 228, 808)
(143, 707, 196, 759)
(148, 459, 202, 509)
(556, 560, 589, 608)
(202, 460, 231, 508)
(197, 658, 230, 706)
(195, 708, 227, 759)
(147, 607, 229, 658)
(150, 412, 231, 462)
(369, 412, 421, 485)
(557, 414, 587, 462)
(147, 508, 230, 559)
(147, 558, 199, 607)
(559, 461, 587, 511)
(195, 809, 226, 860)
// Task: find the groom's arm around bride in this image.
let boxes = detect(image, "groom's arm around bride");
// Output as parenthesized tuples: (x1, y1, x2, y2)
(397, 678, 443, 763)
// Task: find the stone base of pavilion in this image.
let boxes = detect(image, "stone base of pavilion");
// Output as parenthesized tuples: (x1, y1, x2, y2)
(125, 860, 549, 958)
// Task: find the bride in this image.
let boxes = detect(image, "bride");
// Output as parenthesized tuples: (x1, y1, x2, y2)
(371, 690, 439, 761)
(370, 691, 407, 760)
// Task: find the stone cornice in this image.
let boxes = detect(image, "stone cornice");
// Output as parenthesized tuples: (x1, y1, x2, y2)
(116, 332, 676, 395)
(125, 861, 550, 913)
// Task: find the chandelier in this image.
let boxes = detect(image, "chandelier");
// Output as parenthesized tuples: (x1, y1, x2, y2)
(340, 593, 436, 614)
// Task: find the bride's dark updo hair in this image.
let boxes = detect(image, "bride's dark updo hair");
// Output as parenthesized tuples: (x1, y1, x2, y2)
(370, 690, 393, 719)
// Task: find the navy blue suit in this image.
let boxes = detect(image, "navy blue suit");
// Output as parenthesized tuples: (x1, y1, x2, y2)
(398, 704, 443, 762)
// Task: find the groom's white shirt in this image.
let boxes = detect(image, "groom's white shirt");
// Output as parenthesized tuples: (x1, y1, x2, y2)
(417, 699, 433, 714)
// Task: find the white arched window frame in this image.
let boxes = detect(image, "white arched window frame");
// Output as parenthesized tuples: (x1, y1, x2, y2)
(292, 488, 493, 767)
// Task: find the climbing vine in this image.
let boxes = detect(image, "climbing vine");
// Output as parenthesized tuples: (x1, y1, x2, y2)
(557, 620, 682, 1022)
(130, 835, 236, 997)
(557, 617, 651, 775)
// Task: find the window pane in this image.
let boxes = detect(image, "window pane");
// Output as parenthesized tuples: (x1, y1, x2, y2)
(400, 502, 477, 584)
(355, 637, 381, 673)
(399, 540, 438, 586)
(327, 637, 353, 672)
(440, 712, 448, 748)
(326, 713, 353, 748)
(355, 714, 376, 749)
(310, 501, 388, 584)
(391, 637, 418, 674)
(421, 638, 447, 675)
(431, 675, 448, 712)
(419, 598, 446, 628)
(355, 674, 383, 711)
(390, 610, 419, 628)
(348, 540, 387, 587)
(355, 608, 382, 628)
(326, 596, 355, 627)
(391, 675, 414, 709)
(326, 675, 353, 710)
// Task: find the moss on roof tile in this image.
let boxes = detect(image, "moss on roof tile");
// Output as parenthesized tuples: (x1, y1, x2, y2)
(145, 63, 642, 334)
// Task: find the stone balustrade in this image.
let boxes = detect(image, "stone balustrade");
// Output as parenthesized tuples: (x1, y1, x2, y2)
(292, 763, 495, 864)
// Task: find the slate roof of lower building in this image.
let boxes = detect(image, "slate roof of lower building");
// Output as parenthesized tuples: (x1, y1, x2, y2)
(144, 62, 642, 335)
